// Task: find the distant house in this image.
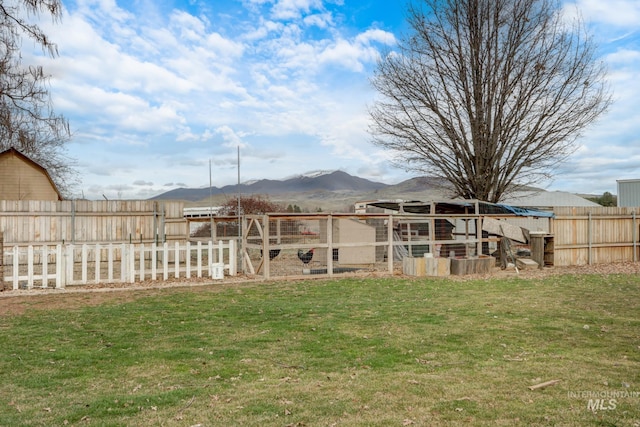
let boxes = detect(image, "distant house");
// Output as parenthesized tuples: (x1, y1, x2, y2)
(0, 148, 62, 201)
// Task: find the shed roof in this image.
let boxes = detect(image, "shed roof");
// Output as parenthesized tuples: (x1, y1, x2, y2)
(367, 199, 554, 218)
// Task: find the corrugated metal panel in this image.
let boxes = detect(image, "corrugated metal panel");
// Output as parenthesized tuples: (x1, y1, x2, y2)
(617, 180, 640, 207)
(502, 190, 599, 208)
(501, 217, 551, 233)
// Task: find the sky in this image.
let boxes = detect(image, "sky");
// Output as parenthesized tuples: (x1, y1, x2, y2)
(25, 0, 640, 200)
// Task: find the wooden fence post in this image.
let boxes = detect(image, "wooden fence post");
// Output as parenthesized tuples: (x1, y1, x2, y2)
(228, 240, 237, 276)
(0, 231, 4, 290)
(387, 215, 394, 273)
(55, 244, 64, 289)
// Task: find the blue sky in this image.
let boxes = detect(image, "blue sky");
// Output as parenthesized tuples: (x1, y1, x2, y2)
(29, 0, 640, 199)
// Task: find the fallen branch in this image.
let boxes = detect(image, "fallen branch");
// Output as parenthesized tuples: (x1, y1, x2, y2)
(175, 395, 196, 417)
(528, 379, 560, 390)
(273, 360, 306, 370)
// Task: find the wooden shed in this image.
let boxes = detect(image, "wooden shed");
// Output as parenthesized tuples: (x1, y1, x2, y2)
(0, 148, 62, 201)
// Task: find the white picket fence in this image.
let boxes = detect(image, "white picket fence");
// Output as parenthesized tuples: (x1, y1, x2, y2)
(2, 240, 236, 290)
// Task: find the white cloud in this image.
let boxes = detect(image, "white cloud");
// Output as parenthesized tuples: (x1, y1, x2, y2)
(205, 33, 246, 58)
(571, 0, 640, 27)
(215, 126, 249, 148)
(303, 12, 333, 28)
(74, 0, 134, 22)
(319, 38, 387, 71)
(271, 0, 324, 20)
(319, 39, 367, 71)
(168, 10, 208, 41)
(355, 28, 396, 45)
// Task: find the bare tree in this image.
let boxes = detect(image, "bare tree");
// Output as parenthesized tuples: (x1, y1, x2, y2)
(0, 0, 75, 196)
(193, 195, 285, 239)
(219, 194, 285, 216)
(369, 0, 611, 203)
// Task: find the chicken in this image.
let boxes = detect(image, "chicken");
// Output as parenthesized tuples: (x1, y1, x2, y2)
(297, 248, 314, 265)
(261, 249, 281, 260)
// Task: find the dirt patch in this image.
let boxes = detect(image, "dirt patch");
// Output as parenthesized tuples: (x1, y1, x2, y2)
(463, 261, 640, 279)
(1, 262, 638, 317)
(0, 276, 259, 317)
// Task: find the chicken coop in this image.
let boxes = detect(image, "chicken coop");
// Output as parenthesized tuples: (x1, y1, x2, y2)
(239, 211, 492, 278)
(315, 218, 376, 266)
(192, 201, 555, 280)
(240, 213, 386, 277)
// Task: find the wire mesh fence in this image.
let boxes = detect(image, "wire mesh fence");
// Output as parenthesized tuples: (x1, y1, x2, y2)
(234, 213, 490, 279)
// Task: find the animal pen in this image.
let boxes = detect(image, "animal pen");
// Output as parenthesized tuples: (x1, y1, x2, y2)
(4, 200, 640, 289)
(225, 211, 522, 279)
(193, 204, 640, 279)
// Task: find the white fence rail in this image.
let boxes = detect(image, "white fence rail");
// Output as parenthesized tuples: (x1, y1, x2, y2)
(2, 240, 236, 290)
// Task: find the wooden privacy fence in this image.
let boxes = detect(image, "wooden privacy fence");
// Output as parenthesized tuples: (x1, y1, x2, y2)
(551, 207, 640, 266)
(2, 240, 236, 290)
(0, 200, 188, 245)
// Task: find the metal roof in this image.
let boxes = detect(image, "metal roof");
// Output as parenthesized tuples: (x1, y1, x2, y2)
(367, 199, 554, 218)
(500, 190, 599, 208)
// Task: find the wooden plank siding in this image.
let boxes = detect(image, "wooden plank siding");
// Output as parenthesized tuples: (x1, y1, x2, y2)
(552, 207, 640, 266)
(0, 200, 187, 246)
(0, 148, 62, 201)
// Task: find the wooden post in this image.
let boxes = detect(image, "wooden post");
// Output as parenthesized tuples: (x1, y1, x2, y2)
(588, 211, 592, 265)
(530, 232, 546, 269)
(228, 240, 237, 276)
(633, 211, 637, 262)
(263, 215, 270, 279)
(0, 231, 4, 291)
(387, 215, 394, 274)
(327, 215, 333, 276)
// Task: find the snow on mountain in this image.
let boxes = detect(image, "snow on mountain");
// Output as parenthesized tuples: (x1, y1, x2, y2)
(285, 170, 338, 180)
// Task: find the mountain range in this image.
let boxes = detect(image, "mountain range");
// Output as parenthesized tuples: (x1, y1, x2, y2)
(150, 170, 600, 211)
(152, 171, 388, 201)
(150, 170, 451, 211)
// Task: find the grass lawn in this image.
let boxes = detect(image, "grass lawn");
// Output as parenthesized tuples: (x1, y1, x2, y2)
(0, 273, 639, 426)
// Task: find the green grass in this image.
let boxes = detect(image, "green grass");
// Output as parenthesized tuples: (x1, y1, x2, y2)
(1, 274, 639, 426)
